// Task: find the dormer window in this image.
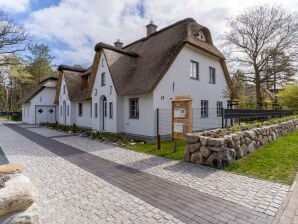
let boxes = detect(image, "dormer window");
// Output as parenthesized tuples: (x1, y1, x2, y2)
(196, 31, 206, 42)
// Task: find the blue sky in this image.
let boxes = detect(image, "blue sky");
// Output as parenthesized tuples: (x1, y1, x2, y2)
(0, 0, 297, 67)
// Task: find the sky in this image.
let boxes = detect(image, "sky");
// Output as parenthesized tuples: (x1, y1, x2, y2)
(0, 0, 297, 67)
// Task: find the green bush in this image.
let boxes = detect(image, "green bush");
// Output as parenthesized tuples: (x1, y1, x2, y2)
(11, 113, 22, 121)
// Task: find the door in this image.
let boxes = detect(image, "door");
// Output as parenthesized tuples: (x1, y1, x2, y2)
(35, 106, 56, 124)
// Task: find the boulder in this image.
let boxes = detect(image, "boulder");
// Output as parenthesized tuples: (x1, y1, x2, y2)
(183, 146, 191, 162)
(186, 134, 199, 143)
(200, 146, 211, 158)
(206, 152, 222, 169)
(231, 133, 240, 141)
(234, 140, 241, 150)
(0, 203, 39, 224)
(199, 136, 208, 146)
(0, 174, 37, 217)
(222, 148, 236, 167)
(207, 138, 224, 147)
(224, 135, 233, 147)
(235, 148, 244, 159)
(241, 145, 249, 155)
(0, 164, 23, 174)
(190, 151, 203, 164)
(248, 141, 256, 153)
(189, 142, 201, 154)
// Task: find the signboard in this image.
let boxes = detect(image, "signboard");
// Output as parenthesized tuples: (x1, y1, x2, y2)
(172, 96, 192, 140)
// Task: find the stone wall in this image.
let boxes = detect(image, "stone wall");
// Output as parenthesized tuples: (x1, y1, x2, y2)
(184, 119, 298, 169)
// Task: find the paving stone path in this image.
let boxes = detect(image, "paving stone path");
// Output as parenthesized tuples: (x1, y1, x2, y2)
(1, 123, 291, 223)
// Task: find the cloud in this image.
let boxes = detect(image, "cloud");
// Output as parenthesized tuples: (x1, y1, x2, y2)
(0, 0, 30, 13)
(24, 0, 298, 65)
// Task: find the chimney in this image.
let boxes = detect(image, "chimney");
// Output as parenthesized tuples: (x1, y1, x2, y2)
(114, 39, 123, 48)
(146, 20, 157, 37)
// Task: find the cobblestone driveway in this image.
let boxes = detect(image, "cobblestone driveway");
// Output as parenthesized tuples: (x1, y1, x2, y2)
(0, 123, 290, 223)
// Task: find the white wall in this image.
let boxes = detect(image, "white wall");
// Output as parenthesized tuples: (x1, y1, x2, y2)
(91, 51, 118, 132)
(58, 76, 73, 125)
(74, 101, 92, 128)
(153, 44, 228, 133)
(22, 87, 57, 124)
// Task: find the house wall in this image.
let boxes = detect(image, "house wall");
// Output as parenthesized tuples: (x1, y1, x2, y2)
(153, 44, 228, 133)
(91, 51, 118, 133)
(22, 87, 57, 124)
(73, 101, 92, 128)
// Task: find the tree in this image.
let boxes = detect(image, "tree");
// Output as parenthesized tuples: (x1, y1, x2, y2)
(222, 70, 244, 102)
(26, 43, 56, 83)
(277, 83, 298, 111)
(0, 10, 28, 66)
(223, 6, 298, 108)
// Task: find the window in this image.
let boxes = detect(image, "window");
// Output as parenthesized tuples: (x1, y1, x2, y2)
(67, 105, 69, 116)
(172, 82, 175, 92)
(60, 106, 62, 116)
(78, 103, 83, 117)
(63, 85, 66, 94)
(209, 67, 216, 84)
(217, 101, 223, 116)
(129, 98, 139, 119)
(90, 102, 92, 117)
(201, 100, 208, 117)
(101, 73, 106, 86)
(28, 107, 29, 117)
(94, 103, 98, 118)
(109, 102, 113, 118)
(196, 30, 206, 41)
(103, 101, 107, 117)
(40, 97, 42, 102)
(190, 60, 199, 80)
(110, 86, 112, 95)
(101, 58, 104, 67)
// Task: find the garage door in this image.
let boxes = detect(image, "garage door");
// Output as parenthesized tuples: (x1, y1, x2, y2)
(35, 106, 56, 124)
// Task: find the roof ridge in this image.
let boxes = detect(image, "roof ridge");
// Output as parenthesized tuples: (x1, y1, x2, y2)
(94, 42, 139, 57)
(123, 18, 196, 49)
(58, 64, 87, 72)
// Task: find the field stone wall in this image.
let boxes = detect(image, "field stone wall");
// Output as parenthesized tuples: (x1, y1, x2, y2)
(184, 119, 298, 169)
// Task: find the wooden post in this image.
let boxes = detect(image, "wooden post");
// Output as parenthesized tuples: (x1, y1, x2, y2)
(172, 139, 177, 152)
(156, 108, 161, 150)
(221, 107, 224, 128)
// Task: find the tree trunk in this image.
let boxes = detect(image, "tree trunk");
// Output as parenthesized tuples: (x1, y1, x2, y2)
(254, 66, 262, 109)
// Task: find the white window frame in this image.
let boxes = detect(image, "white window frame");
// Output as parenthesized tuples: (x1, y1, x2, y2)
(209, 67, 216, 84)
(101, 73, 106, 86)
(190, 60, 199, 80)
(103, 101, 107, 117)
(201, 100, 208, 117)
(94, 103, 98, 118)
(216, 101, 223, 116)
(67, 105, 69, 116)
(129, 98, 139, 119)
(63, 85, 66, 94)
(109, 102, 113, 118)
(78, 103, 83, 117)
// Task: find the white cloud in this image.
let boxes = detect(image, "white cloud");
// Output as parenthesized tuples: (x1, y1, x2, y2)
(0, 0, 30, 13)
(25, 0, 298, 65)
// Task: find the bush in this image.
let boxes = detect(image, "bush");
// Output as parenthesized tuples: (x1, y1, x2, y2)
(11, 113, 22, 121)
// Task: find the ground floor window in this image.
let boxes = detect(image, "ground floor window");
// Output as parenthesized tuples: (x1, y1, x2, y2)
(67, 105, 69, 116)
(103, 101, 107, 117)
(217, 101, 223, 116)
(90, 102, 92, 117)
(129, 98, 139, 119)
(78, 103, 83, 117)
(94, 103, 98, 118)
(60, 106, 62, 116)
(201, 100, 208, 117)
(109, 102, 113, 118)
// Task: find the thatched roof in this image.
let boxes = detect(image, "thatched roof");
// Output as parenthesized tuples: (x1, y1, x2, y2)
(21, 77, 57, 104)
(56, 18, 232, 101)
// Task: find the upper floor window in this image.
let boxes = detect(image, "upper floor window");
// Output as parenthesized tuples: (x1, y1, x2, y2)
(67, 105, 69, 116)
(63, 85, 66, 94)
(196, 30, 206, 41)
(201, 100, 208, 117)
(209, 67, 216, 84)
(129, 98, 139, 119)
(78, 103, 83, 117)
(109, 102, 113, 118)
(217, 101, 223, 116)
(190, 60, 199, 80)
(101, 73, 106, 86)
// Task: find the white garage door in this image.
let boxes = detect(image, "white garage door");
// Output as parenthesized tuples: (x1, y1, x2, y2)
(35, 106, 56, 124)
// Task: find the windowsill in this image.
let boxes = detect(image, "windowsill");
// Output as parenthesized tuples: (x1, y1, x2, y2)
(109, 116, 113, 119)
(190, 77, 199, 81)
(209, 82, 216, 84)
(201, 116, 208, 118)
(78, 115, 83, 117)
(129, 117, 139, 119)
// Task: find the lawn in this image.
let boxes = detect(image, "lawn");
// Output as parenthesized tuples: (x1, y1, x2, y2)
(127, 139, 185, 160)
(225, 129, 298, 185)
(0, 115, 9, 121)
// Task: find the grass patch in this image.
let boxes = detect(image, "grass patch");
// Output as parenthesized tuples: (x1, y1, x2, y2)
(0, 115, 8, 121)
(127, 140, 185, 160)
(225, 129, 298, 185)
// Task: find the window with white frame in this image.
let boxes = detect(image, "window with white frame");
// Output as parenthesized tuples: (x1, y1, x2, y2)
(129, 98, 139, 119)
(103, 101, 107, 117)
(78, 103, 83, 117)
(109, 102, 113, 118)
(209, 67, 216, 84)
(90, 102, 92, 117)
(201, 100, 208, 117)
(217, 101, 223, 116)
(60, 106, 62, 116)
(94, 103, 98, 118)
(67, 105, 69, 116)
(101, 73, 106, 86)
(190, 60, 199, 80)
(63, 85, 66, 94)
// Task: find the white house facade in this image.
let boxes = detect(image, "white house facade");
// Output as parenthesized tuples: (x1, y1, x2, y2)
(21, 77, 58, 124)
(53, 18, 231, 138)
